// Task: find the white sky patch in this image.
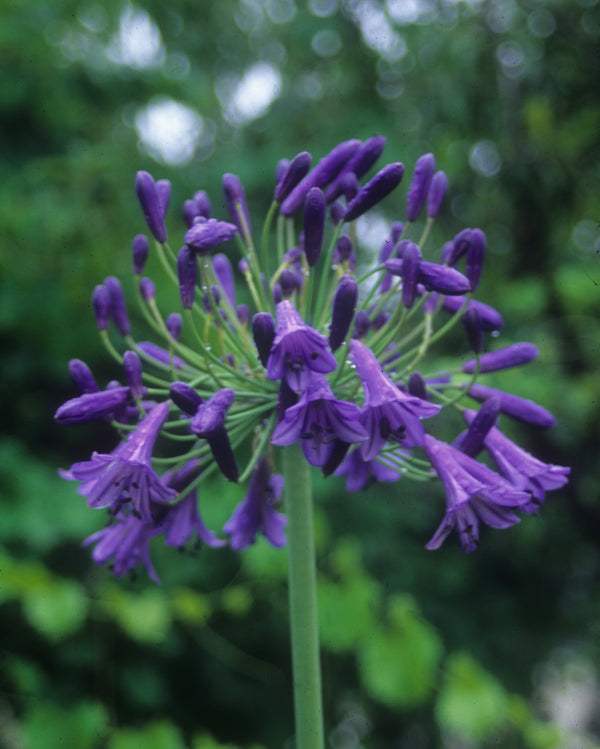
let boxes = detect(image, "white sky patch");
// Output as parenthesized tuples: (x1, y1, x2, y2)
(135, 98, 204, 166)
(106, 4, 164, 70)
(220, 62, 282, 126)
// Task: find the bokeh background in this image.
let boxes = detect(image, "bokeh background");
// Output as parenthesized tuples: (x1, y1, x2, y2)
(1, 0, 600, 747)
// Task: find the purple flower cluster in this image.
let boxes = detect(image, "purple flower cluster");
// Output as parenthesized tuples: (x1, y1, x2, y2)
(55, 137, 569, 580)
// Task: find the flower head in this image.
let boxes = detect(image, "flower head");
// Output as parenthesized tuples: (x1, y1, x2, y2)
(185, 217, 238, 255)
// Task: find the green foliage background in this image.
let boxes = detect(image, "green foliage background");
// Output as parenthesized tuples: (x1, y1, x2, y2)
(1, 0, 599, 747)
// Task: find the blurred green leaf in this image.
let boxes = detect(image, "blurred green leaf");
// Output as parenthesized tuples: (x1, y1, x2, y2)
(170, 586, 212, 625)
(435, 651, 511, 741)
(99, 584, 171, 644)
(357, 594, 444, 708)
(108, 720, 186, 749)
(22, 578, 88, 641)
(23, 701, 107, 749)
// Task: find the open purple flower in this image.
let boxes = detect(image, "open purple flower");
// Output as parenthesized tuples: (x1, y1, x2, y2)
(423, 434, 531, 552)
(350, 340, 441, 459)
(70, 401, 176, 520)
(266, 300, 337, 392)
(271, 374, 368, 467)
(463, 410, 570, 513)
(223, 457, 286, 551)
(83, 510, 161, 583)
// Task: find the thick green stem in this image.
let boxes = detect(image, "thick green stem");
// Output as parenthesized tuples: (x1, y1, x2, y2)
(282, 442, 325, 749)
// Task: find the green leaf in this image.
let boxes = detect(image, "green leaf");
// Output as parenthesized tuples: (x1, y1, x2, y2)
(357, 594, 444, 708)
(100, 585, 171, 644)
(108, 720, 186, 749)
(435, 652, 511, 741)
(170, 586, 212, 625)
(22, 578, 88, 641)
(23, 701, 108, 749)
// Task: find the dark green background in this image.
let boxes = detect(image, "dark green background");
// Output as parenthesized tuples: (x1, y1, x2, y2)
(1, 0, 599, 747)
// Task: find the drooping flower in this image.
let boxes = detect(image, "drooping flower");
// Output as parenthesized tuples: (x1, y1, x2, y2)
(223, 457, 286, 550)
(465, 383, 557, 428)
(344, 162, 404, 222)
(462, 410, 570, 513)
(55, 385, 132, 425)
(271, 374, 368, 467)
(266, 300, 337, 392)
(159, 460, 225, 549)
(83, 509, 161, 583)
(350, 340, 441, 460)
(423, 434, 531, 552)
(70, 401, 176, 520)
(461, 343, 539, 374)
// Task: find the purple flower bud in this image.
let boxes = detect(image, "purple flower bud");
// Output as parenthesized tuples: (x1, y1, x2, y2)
(283, 246, 302, 264)
(276, 158, 290, 184)
(462, 307, 484, 353)
(303, 187, 326, 267)
(156, 179, 171, 217)
(139, 277, 156, 302)
(372, 310, 390, 331)
(92, 285, 111, 331)
(465, 383, 557, 428)
(344, 163, 404, 222)
(329, 274, 358, 351)
(457, 398, 501, 457)
(104, 276, 131, 336)
(203, 286, 221, 314)
(135, 171, 168, 243)
(170, 381, 203, 414)
(191, 388, 235, 435)
(280, 139, 362, 216)
(466, 228, 486, 291)
(280, 269, 300, 298)
(238, 258, 249, 274)
(252, 312, 276, 367)
(333, 234, 353, 264)
(401, 241, 422, 308)
(462, 342, 539, 374)
(407, 371, 427, 400)
(183, 200, 199, 228)
(445, 228, 472, 266)
(427, 171, 448, 218)
(442, 296, 504, 331)
(69, 359, 98, 394)
(177, 246, 197, 309)
(272, 284, 283, 305)
(274, 151, 312, 202)
(194, 190, 211, 218)
(236, 304, 250, 325)
(123, 350, 144, 400)
(340, 172, 360, 201)
(223, 173, 251, 235)
(212, 253, 236, 307)
(132, 234, 149, 275)
(353, 310, 371, 339)
(185, 217, 238, 255)
(325, 135, 387, 202)
(55, 386, 131, 425)
(166, 312, 183, 341)
(406, 153, 435, 222)
(137, 341, 185, 369)
(385, 259, 471, 295)
(329, 201, 346, 226)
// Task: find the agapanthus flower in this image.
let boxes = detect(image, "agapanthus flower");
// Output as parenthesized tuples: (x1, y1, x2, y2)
(462, 410, 570, 512)
(271, 374, 368, 467)
(266, 300, 337, 392)
(224, 457, 286, 550)
(56, 139, 568, 581)
(423, 434, 531, 552)
(69, 401, 176, 520)
(83, 509, 161, 583)
(350, 340, 441, 459)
